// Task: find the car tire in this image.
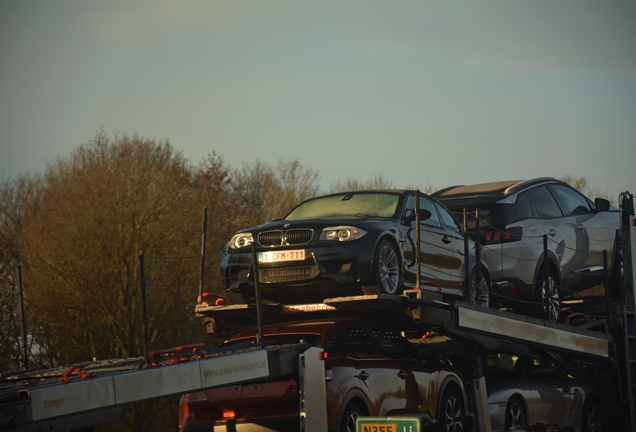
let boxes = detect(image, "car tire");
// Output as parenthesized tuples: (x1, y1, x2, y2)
(225, 289, 246, 305)
(534, 267, 561, 322)
(582, 397, 603, 432)
(340, 402, 367, 432)
(468, 267, 489, 307)
(362, 240, 401, 295)
(438, 386, 464, 432)
(504, 396, 527, 431)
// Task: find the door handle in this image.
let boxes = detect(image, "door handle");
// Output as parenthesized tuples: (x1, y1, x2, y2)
(442, 236, 452, 244)
(397, 370, 407, 380)
(548, 229, 557, 237)
(358, 371, 369, 380)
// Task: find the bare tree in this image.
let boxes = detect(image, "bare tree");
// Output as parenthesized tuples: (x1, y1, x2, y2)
(228, 159, 321, 228)
(9, 132, 219, 431)
(557, 174, 614, 204)
(329, 174, 437, 194)
(0, 175, 43, 371)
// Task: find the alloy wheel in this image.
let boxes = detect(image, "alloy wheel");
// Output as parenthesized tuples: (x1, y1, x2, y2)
(505, 398, 526, 431)
(377, 243, 400, 294)
(541, 274, 561, 322)
(441, 389, 464, 432)
(470, 269, 489, 307)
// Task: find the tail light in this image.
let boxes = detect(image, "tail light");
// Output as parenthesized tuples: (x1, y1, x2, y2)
(482, 226, 522, 244)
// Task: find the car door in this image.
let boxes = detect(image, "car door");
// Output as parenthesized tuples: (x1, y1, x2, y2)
(548, 184, 611, 291)
(337, 327, 403, 416)
(527, 354, 572, 426)
(435, 202, 466, 292)
(526, 186, 573, 278)
(403, 193, 459, 292)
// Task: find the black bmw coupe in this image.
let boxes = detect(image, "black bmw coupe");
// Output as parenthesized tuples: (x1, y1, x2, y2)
(220, 189, 490, 306)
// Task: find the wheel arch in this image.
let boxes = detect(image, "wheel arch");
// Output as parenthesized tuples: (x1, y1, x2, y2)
(364, 233, 403, 283)
(505, 393, 529, 424)
(436, 374, 467, 422)
(336, 390, 371, 430)
(470, 261, 492, 288)
(532, 252, 562, 288)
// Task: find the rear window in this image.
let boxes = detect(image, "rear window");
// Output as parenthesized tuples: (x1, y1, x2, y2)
(447, 204, 512, 232)
(508, 191, 533, 223)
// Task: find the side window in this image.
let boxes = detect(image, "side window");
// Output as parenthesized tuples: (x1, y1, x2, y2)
(406, 195, 441, 228)
(368, 329, 414, 360)
(329, 328, 382, 359)
(509, 191, 533, 223)
(549, 184, 592, 216)
(529, 356, 558, 377)
(436, 203, 461, 233)
(528, 187, 562, 219)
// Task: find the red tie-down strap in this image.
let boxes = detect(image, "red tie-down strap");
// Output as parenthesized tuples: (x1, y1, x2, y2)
(415, 280, 442, 293)
(149, 343, 206, 367)
(198, 292, 226, 306)
(60, 361, 94, 383)
(535, 422, 562, 432)
(564, 312, 589, 326)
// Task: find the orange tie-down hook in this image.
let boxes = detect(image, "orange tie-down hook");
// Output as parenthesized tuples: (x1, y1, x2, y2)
(149, 343, 207, 367)
(415, 280, 442, 293)
(60, 361, 94, 383)
(198, 292, 226, 306)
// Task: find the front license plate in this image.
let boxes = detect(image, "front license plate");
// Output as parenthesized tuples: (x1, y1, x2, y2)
(258, 249, 306, 263)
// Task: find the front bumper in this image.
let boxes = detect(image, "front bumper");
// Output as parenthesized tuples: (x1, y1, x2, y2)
(221, 239, 377, 292)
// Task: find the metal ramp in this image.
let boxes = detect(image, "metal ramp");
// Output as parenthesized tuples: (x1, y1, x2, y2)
(0, 344, 311, 432)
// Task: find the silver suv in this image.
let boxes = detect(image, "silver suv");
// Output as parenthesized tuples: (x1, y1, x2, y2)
(432, 178, 620, 322)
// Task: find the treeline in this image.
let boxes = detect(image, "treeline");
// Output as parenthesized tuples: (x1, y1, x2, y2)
(0, 131, 610, 430)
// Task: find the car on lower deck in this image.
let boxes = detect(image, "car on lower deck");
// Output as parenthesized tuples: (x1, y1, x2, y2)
(483, 351, 603, 432)
(432, 178, 620, 322)
(178, 318, 467, 432)
(221, 189, 490, 307)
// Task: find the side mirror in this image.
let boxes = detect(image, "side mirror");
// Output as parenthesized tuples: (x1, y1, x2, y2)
(404, 209, 432, 224)
(594, 198, 610, 212)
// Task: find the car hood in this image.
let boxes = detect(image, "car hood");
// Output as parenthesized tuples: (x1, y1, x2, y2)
(235, 216, 398, 234)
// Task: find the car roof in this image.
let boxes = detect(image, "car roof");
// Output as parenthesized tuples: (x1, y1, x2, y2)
(431, 178, 557, 206)
(307, 189, 419, 198)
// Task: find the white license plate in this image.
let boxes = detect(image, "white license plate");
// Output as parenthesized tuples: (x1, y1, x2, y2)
(258, 249, 306, 263)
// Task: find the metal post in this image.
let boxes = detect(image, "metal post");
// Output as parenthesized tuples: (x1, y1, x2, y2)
(138, 253, 150, 366)
(475, 209, 481, 298)
(415, 191, 421, 290)
(199, 207, 208, 303)
(604, 250, 610, 331)
(17, 264, 28, 370)
(543, 235, 549, 317)
(251, 242, 264, 348)
(469, 344, 492, 432)
(463, 208, 470, 293)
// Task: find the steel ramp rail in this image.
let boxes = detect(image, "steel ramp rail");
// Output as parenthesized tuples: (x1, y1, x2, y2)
(1, 343, 309, 432)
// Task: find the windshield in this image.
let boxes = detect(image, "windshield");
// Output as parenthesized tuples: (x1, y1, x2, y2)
(285, 192, 400, 220)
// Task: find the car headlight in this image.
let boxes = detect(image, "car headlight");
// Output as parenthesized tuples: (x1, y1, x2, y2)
(319, 226, 368, 242)
(229, 233, 254, 249)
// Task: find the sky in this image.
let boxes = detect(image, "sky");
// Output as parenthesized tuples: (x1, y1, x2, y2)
(1, 1, 635, 200)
